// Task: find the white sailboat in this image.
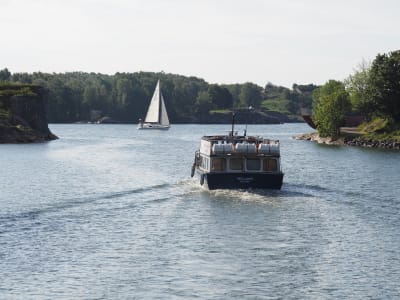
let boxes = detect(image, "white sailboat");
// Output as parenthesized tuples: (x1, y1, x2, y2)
(137, 80, 170, 130)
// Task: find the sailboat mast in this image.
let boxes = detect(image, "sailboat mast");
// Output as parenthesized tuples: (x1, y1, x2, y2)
(158, 80, 162, 124)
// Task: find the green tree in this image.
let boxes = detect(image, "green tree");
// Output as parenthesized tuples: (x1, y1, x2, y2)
(208, 84, 233, 109)
(0, 68, 11, 82)
(194, 90, 213, 115)
(313, 80, 352, 138)
(345, 60, 375, 120)
(239, 83, 262, 108)
(368, 50, 400, 123)
(223, 84, 241, 107)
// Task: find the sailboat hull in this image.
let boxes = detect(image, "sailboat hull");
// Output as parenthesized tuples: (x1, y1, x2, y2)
(137, 123, 170, 130)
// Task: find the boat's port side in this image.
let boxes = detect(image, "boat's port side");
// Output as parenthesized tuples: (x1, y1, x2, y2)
(197, 154, 210, 173)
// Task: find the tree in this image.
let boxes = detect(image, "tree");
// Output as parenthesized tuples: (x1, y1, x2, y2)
(0, 68, 11, 82)
(368, 50, 400, 123)
(207, 85, 233, 109)
(194, 90, 213, 115)
(345, 60, 375, 120)
(313, 80, 352, 139)
(239, 83, 262, 108)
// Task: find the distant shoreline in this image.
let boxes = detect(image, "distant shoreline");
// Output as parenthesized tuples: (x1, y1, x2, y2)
(62, 120, 306, 125)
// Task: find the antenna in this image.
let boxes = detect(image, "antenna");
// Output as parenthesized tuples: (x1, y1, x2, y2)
(231, 111, 236, 137)
(244, 106, 254, 137)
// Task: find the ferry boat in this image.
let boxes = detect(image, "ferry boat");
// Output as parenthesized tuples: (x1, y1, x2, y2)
(191, 120, 284, 190)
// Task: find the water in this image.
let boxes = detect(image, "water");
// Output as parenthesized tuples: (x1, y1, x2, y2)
(1, 123, 400, 299)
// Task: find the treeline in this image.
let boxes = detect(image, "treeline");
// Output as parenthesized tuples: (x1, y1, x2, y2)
(312, 49, 400, 138)
(0, 68, 316, 123)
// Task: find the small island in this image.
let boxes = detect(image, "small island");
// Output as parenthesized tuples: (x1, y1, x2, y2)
(297, 49, 400, 150)
(0, 83, 57, 143)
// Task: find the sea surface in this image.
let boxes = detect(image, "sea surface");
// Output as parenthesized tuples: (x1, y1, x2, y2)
(1, 123, 400, 299)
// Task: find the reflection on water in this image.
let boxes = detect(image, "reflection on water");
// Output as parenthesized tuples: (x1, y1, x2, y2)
(1, 124, 400, 298)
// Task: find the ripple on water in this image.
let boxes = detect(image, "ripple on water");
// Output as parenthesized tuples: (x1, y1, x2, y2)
(1, 124, 400, 298)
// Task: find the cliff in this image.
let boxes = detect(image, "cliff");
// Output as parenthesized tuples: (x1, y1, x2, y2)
(0, 84, 58, 143)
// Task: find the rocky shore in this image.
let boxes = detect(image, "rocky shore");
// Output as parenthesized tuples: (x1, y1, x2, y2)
(345, 137, 400, 150)
(295, 132, 400, 150)
(0, 84, 58, 143)
(295, 132, 345, 145)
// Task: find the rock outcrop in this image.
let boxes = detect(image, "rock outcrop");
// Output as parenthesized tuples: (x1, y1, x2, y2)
(294, 132, 345, 145)
(0, 84, 58, 143)
(295, 131, 400, 150)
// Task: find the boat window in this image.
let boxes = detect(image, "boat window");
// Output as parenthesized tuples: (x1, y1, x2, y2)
(200, 156, 210, 170)
(246, 159, 260, 171)
(263, 158, 277, 171)
(229, 158, 243, 170)
(212, 158, 226, 171)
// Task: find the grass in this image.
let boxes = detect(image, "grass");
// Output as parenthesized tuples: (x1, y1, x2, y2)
(358, 118, 389, 133)
(260, 98, 291, 115)
(0, 83, 40, 98)
(209, 109, 232, 114)
(0, 88, 38, 97)
(357, 118, 400, 142)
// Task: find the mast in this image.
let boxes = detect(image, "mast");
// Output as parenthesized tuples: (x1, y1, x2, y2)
(231, 111, 236, 137)
(159, 81, 170, 126)
(158, 80, 162, 124)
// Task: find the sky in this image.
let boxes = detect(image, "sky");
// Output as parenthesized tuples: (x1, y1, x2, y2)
(1, 0, 399, 88)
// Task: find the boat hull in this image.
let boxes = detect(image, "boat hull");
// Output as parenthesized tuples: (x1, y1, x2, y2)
(137, 124, 170, 130)
(197, 171, 284, 190)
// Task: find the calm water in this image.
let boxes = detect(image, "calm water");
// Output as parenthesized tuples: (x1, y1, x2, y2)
(1, 123, 400, 299)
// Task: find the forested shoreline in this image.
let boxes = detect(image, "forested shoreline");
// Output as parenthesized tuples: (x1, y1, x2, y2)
(2, 49, 398, 147)
(0, 69, 315, 124)
(311, 49, 400, 143)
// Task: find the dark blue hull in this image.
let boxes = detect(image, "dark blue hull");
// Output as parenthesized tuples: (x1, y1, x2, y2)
(198, 172, 284, 190)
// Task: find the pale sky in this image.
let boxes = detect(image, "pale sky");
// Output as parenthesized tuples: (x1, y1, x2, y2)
(1, 0, 399, 88)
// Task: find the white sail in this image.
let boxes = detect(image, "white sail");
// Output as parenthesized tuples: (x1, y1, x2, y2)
(160, 94, 170, 126)
(144, 80, 162, 123)
(139, 80, 170, 129)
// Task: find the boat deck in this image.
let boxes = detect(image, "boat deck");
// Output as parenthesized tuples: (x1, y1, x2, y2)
(199, 135, 281, 158)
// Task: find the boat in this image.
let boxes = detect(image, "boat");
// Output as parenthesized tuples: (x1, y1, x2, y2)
(191, 114, 284, 190)
(300, 108, 317, 129)
(301, 108, 365, 130)
(138, 80, 170, 130)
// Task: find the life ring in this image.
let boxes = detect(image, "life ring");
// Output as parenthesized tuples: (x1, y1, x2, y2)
(191, 164, 195, 177)
(200, 174, 205, 186)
